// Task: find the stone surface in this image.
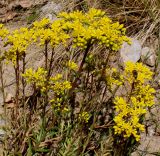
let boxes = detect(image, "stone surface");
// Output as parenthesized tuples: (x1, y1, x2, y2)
(132, 136, 160, 156)
(7, 0, 48, 10)
(0, 0, 48, 23)
(41, 1, 61, 14)
(141, 47, 156, 67)
(40, 1, 62, 21)
(19, 0, 32, 8)
(0, 11, 18, 23)
(120, 38, 142, 63)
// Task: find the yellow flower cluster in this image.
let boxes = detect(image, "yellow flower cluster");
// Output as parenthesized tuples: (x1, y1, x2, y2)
(31, 18, 69, 46)
(23, 67, 71, 113)
(113, 61, 155, 141)
(62, 107, 70, 114)
(124, 61, 153, 84)
(23, 68, 72, 94)
(50, 80, 72, 96)
(0, 24, 9, 39)
(133, 85, 155, 107)
(1, 8, 131, 66)
(32, 18, 50, 29)
(22, 67, 47, 91)
(50, 97, 70, 113)
(67, 60, 78, 71)
(50, 97, 62, 112)
(114, 97, 145, 141)
(51, 97, 70, 113)
(79, 111, 90, 123)
(4, 27, 32, 64)
(49, 74, 72, 96)
(59, 8, 130, 50)
(50, 74, 63, 81)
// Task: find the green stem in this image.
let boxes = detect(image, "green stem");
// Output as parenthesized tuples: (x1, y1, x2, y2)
(22, 52, 26, 106)
(42, 41, 49, 129)
(69, 41, 92, 125)
(15, 50, 20, 116)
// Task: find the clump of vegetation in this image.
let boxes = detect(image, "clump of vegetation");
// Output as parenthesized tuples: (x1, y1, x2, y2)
(27, 9, 39, 24)
(0, 8, 155, 156)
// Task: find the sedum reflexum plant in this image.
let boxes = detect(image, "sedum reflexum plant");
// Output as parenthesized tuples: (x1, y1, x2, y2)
(4, 27, 32, 64)
(0, 8, 155, 156)
(59, 8, 130, 50)
(31, 18, 70, 46)
(112, 62, 155, 141)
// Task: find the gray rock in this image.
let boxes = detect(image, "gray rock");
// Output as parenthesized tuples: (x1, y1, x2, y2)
(120, 38, 142, 63)
(131, 136, 160, 156)
(141, 47, 156, 67)
(46, 13, 53, 21)
(41, 2, 62, 15)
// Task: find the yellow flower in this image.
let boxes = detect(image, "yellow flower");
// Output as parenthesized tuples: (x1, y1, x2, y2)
(124, 61, 153, 83)
(62, 107, 70, 114)
(79, 111, 90, 123)
(58, 8, 130, 50)
(0, 24, 9, 39)
(4, 27, 32, 64)
(51, 74, 63, 82)
(22, 67, 47, 92)
(113, 62, 155, 141)
(33, 18, 50, 28)
(67, 60, 78, 71)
